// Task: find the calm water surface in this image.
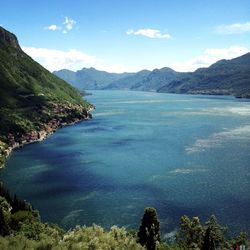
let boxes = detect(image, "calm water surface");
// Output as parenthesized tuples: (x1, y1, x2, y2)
(1, 90, 250, 235)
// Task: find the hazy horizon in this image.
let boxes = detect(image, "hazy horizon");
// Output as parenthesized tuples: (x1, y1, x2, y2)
(1, 0, 250, 73)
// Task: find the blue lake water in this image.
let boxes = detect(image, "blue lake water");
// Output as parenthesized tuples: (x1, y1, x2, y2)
(1, 90, 250, 235)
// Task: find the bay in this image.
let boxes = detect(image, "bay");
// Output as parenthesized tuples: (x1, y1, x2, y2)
(1, 90, 250, 235)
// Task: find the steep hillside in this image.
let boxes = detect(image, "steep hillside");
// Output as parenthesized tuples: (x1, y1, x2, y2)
(0, 27, 93, 166)
(158, 53, 250, 98)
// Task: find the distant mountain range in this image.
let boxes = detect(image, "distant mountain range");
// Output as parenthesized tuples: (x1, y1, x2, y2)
(158, 53, 250, 98)
(54, 67, 186, 92)
(54, 53, 250, 98)
(54, 68, 133, 90)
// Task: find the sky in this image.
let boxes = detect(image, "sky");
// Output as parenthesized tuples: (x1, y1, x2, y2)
(1, 0, 250, 73)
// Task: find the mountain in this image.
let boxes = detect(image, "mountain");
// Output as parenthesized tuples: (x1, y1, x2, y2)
(158, 53, 250, 98)
(54, 68, 133, 90)
(52, 68, 77, 87)
(130, 67, 186, 91)
(55, 67, 185, 92)
(0, 27, 93, 166)
(55, 53, 250, 98)
(104, 70, 151, 90)
(105, 68, 186, 91)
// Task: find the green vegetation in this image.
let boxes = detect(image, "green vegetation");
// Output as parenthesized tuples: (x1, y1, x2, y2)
(0, 27, 93, 166)
(1, 26, 250, 250)
(138, 207, 161, 250)
(0, 183, 143, 250)
(0, 183, 248, 250)
(0, 224, 144, 250)
(0, 185, 249, 250)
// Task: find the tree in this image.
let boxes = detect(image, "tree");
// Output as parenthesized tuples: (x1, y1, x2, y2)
(203, 215, 227, 249)
(232, 232, 248, 249)
(0, 209, 10, 236)
(177, 215, 204, 249)
(201, 227, 215, 250)
(0, 199, 11, 236)
(137, 207, 161, 250)
(0, 182, 12, 205)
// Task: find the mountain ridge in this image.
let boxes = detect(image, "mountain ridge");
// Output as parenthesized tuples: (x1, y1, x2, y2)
(54, 53, 250, 98)
(158, 52, 250, 98)
(54, 66, 188, 92)
(54, 67, 134, 90)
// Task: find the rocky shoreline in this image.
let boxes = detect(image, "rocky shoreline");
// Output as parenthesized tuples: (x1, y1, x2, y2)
(0, 107, 94, 168)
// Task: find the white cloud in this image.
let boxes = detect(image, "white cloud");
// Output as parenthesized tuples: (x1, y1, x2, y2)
(94, 62, 127, 73)
(63, 16, 76, 31)
(216, 22, 250, 34)
(22, 47, 96, 71)
(126, 28, 171, 39)
(171, 46, 249, 72)
(22, 46, 127, 73)
(45, 24, 62, 31)
(45, 16, 76, 34)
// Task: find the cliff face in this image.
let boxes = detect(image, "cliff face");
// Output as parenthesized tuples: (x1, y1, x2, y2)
(0, 27, 93, 167)
(0, 27, 21, 50)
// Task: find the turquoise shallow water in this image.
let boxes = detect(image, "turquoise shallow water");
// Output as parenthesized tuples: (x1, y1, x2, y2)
(1, 90, 250, 235)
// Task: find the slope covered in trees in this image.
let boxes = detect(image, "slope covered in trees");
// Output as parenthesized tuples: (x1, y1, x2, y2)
(0, 184, 248, 250)
(0, 27, 93, 167)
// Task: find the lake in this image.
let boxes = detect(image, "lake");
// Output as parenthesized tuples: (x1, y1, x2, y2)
(1, 90, 250, 236)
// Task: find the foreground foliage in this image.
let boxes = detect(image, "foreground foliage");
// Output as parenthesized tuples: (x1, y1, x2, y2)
(0, 225, 143, 250)
(0, 184, 144, 249)
(138, 207, 161, 250)
(0, 184, 249, 249)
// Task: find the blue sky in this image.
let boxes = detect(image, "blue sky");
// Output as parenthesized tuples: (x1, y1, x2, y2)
(1, 0, 250, 72)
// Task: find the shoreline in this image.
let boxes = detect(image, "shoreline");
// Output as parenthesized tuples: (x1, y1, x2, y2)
(0, 107, 94, 169)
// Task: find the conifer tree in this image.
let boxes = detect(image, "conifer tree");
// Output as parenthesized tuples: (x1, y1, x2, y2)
(0, 196, 12, 236)
(137, 207, 160, 250)
(178, 215, 204, 248)
(204, 215, 226, 249)
(201, 227, 215, 250)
